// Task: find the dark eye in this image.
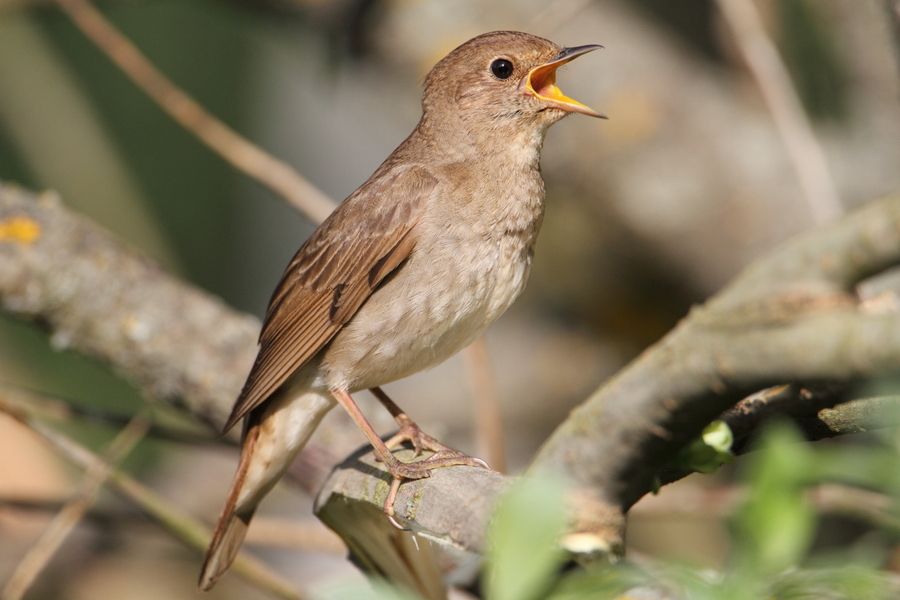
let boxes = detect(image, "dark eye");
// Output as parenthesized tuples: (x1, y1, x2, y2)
(490, 58, 514, 80)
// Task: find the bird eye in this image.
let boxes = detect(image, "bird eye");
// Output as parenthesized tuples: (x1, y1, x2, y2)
(490, 58, 514, 80)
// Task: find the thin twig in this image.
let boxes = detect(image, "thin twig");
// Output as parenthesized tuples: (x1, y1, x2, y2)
(886, 0, 900, 81)
(2, 414, 150, 600)
(812, 483, 900, 534)
(715, 0, 843, 224)
(462, 337, 507, 474)
(0, 383, 218, 445)
(632, 482, 900, 536)
(0, 398, 308, 600)
(0, 495, 346, 553)
(52, 0, 337, 224)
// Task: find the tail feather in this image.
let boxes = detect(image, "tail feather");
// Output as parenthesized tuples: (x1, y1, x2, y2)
(198, 507, 255, 590)
(198, 384, 337, 591)
(198, 423, 261, 591)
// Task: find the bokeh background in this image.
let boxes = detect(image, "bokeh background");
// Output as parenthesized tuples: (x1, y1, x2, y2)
(1, 0, 899, 598)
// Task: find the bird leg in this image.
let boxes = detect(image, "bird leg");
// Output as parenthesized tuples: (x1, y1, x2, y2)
(330, 388, 488, 521)
(370, 386, 487, 462)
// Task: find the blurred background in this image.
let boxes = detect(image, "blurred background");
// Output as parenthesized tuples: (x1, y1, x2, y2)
(1, 0, 899, 598)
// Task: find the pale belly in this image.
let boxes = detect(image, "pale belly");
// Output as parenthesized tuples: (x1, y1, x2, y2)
(319, 233, 533, 392)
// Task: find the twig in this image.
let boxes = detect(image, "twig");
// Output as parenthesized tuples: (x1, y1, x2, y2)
(654, 392, 900, 489)
(0, 383, 218, 445)
(0, 495, 346, 553)
(886, 0, 900, 81)
(721, 383, 849, 452)
(2, 413, 150, 600)
(632, 482, 900, 537)
(462, 337, 507, 474)
(715, 0, 843, 224)
(52, 0, 336, 224)
(812, 483, 900, 535)
(0, 398, 308, 600)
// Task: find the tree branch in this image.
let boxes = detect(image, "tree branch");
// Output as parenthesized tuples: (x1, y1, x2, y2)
(6, 176, 900, 589)
(0, 182, 258, 429)
(529, 191, 900, 554)
(316, 189, 900, 582)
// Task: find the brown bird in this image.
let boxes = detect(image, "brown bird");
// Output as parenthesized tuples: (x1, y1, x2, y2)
(199, 30, 604, 590)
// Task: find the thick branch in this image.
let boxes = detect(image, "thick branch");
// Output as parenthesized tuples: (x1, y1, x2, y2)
(654, 390, 898, 489)
(315, 449, 509, 595)
(529, 192, 900, 550)
(5, 177, 900, 586)
(0, 181, 257, 428)
(722, 386, 898, 453)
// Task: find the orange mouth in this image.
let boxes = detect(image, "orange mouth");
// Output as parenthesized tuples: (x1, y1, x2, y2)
(524, 45, 606, 118)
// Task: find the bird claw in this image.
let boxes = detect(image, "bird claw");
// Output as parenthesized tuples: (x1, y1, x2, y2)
(386, 513, 409, 531)
(377, 419, 490, 524)
(382, 416, 453, 457)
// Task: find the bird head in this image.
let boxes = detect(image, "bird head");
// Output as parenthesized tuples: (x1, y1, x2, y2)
(422, 31, 605, 133)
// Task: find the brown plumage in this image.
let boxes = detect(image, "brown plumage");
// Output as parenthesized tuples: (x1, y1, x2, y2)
(200, 30, 603, 591)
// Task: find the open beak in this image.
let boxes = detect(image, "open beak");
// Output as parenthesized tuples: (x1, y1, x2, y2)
(523, 44, 606, 118)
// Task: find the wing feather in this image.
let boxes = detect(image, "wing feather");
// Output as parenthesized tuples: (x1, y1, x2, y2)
(222, 166, 437, 432)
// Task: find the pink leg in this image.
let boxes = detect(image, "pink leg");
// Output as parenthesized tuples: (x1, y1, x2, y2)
(331, 388, 489, 521)
(370, 386, 488, 461)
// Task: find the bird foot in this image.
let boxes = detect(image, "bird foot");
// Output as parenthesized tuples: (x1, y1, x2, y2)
(383, 415, 457, 456)
(376, 416, 489, 528)
(381, 449, 490, 480)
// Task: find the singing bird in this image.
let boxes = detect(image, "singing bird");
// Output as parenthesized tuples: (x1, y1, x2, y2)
(200, 30, 604, 590)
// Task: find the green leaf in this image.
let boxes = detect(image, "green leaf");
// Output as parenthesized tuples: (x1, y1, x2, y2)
(545, 562, 649, 600)
(770, 565, 891, 600)
(703, 420, 734, 452)
(676, 420, 735, 474)
(485, 475, 568, 600)
(731, 422, 815, 577)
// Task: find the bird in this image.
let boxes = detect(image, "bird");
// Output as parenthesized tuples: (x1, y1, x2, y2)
(199, 30, 604, 591)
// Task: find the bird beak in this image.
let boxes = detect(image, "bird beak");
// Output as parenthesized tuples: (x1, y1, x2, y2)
(523, 44, 606, 118)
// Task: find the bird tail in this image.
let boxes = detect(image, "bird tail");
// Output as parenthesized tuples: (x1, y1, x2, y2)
(199, 421, 261, 591)
(198, 387, 336, 591)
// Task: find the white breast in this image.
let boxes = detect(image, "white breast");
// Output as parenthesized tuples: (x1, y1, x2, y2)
(322, 155, 546, 392)
(323, 207, 540, 392)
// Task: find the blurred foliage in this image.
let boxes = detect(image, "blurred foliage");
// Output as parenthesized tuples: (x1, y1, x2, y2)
(327, 420, 900, 600)
(485, 475, 569, 600)
(776, 0, 849, 123)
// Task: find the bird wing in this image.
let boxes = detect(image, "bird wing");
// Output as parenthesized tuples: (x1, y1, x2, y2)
(222, 166, 437, 433)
